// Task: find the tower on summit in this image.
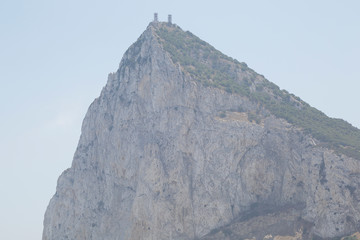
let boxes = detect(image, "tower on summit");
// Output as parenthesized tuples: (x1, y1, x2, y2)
(168, 14, 172, 24)
(154, 13, 158, 22)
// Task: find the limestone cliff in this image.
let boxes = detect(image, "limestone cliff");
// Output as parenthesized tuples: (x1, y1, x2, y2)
(43, 22, 360, 240)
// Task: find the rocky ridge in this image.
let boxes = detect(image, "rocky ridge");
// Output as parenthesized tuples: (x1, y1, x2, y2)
(43, 22, 360, 240)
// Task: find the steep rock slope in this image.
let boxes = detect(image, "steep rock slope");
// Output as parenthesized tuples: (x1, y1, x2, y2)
(43, 22, 360, 240)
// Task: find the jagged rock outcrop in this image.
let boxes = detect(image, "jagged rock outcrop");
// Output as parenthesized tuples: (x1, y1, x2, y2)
(43, 22, 360, 240)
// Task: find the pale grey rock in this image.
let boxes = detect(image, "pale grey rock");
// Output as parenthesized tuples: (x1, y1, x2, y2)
(43, 23, 360, 240)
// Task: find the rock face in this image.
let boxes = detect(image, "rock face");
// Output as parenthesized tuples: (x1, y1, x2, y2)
(43, 22, 360, 240)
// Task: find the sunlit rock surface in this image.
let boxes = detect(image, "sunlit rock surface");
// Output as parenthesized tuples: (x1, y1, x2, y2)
(43, 22, 360, 240)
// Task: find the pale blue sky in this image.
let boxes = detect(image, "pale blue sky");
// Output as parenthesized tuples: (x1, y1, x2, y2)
(0, 1, 359, 239)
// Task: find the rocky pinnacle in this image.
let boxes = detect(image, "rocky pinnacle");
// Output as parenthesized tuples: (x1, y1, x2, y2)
(43, 22, 360, 240)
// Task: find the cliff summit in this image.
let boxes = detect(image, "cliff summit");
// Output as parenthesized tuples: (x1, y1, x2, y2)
(43, 21, 360, 240)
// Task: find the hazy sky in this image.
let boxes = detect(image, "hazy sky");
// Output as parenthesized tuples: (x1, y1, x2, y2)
(1, 0, 359, 239)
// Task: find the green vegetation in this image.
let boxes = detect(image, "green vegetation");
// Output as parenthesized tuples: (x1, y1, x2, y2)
(343, 236, 358, 240)
(155, 24, 249, 95)
(248, 112, 261, 124)
(219, 111, 226, 118)
(154, 23, 360, 159)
